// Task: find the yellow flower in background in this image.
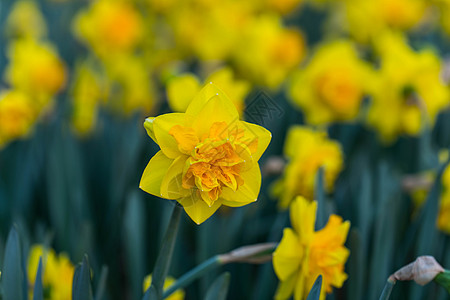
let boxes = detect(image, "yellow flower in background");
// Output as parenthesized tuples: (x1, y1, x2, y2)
(272, 126, 343, 209)
(27, 245, 74, 300)
(343, 0, 428, 43)
(73, 0, 143, 58)
(5, 0, 48, 39)
(140, 83, 271, 224)
(289, 40, 373, 125)
(143, 274, 184, 300)
(104, 54, 155, 115)
(5, 38, 66, 106)
(0, 90, 36, 148)
(273, 196, 350, 300)
(71, 62, 106, 136)
(368, 32, 450, 143)
(233, 14, 306, 89)
(167, 67, 251, 115)
(265, 0, 304, 15)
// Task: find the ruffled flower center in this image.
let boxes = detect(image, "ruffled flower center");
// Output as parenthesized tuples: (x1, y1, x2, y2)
(169, 121, 257, 206)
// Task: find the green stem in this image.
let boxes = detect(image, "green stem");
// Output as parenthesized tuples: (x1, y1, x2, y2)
(150, 204, 182, 299)
(162, 256, 222, 298)
(379, 279, 395, 300)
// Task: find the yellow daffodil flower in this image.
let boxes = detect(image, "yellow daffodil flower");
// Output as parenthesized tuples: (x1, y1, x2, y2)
(73, 0, 143, 59)
(289, 40, 373, 124)
(233, 14, 306, 89)
(140, 83, 271, 224)
(143, 274, 184, 300)
(167, 67, 251, 115)
(368, 32, 450, 143)
(273, 196, 350, 300)
(272, 126, 343, 209)
(27, 245, 75, 300)
(343, 0, 428, 43)
(71, 62, 106, 136)
(0, 90, 36, 148)
(5, 38, 66, 107)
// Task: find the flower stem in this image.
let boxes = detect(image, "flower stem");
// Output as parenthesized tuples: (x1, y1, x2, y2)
(379, 278, 396, 300)
(150, 204, 182, 299)
(163, 256, 222, 298)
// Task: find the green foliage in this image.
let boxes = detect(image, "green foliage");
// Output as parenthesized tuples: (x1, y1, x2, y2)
(2, 227, 26, 300)
(306, 275, 322, 300)
(72, 255, 93, 300)
(203, 272, 230, 300)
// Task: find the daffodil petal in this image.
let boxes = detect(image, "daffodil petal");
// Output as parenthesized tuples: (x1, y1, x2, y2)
(186, 82, 231, 117)
(191, 94, 240, 138)
(274, 273, 297, 300)
(290, 196, 317, 243)
(144, 117, 156, 143)
(153, 113, 186, 159)
(273, 228, 302, 281)
(161, 156, 190, 199)
(140, 150, 173, 197)
(240, 121, 272, 161)
(178, 196, 223, 224)
(220, 163, 261, 205)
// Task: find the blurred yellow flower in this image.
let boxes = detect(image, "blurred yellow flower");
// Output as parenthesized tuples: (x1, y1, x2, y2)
(167, 67, 251, 115)
(343, 0, 428, 43)
(0, 90, 36, 148)
(272, 126, 343, 209)
(27, 245, 74, 300)
(142, 274, 184, 300)
(233, 14, 306, 89)
(368, 32, 450, 143)
(140, 83, 271, 224)
(5, 38, 66, 106)
(5, 0, 47, 39)
(289, 40, 373, 124)
(71, 62, 106, 136)
(73, 0, 143, 58)
(273, 196, 350, 300)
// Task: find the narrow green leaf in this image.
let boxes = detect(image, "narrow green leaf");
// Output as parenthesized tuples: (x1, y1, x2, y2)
(2, 226, 25, 300)
(203, 272, 230, 300)
(32, 258, 43, 300)
(150, 204, 182, 299)
(72, 255, 93, 300)
(306, 275, 322, 300)
(378, 279, 395, 300)
(142, 285, 157, 300)
(94, 266, 108, 300)
(314, 168, 326, 230)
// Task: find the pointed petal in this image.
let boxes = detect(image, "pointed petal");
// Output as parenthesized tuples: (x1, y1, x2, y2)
(144, 117, 157, 143)
(290, 196, 317, 243)
(191, 94, 240, 138)
(240, 121, 272, 161)
(178, 196, 223, 224)
(140, 151, 173, 196)
(153, 113, 187, 159)
(161, 156, 190, 199)
(220, 163, 261, 206)
(273, 228, 302, 280)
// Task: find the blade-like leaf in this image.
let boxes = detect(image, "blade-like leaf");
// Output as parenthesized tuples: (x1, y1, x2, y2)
(94, 266, 108, 300)
(3, 226, 25, 300)
(32, 257, 44, 300)
(72, 255, 93, 300)
(306, 275, 322, 300)
(204, 272, 230, 300)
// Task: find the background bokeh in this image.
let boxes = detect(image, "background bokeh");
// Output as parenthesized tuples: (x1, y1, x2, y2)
(1, 0, 450, 299)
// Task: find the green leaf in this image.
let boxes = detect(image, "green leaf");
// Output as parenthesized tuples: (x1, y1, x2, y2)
(306, 275, 322, 300)
(94, 266, 108, 300)
(314, 168, 326, 230)
(72, 255, 93, 300)
(32, 258, 43, 300)
(434, 270, 450, 294)
(2, 226, 25, 300)
(203, 272, 230, 300)
(142, 285, 157, 300)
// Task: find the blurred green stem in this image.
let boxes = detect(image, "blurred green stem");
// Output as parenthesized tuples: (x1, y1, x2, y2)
(150, 204, 182, 299)
(163, 256, 222, 298)
(379, 279, 396, 300)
